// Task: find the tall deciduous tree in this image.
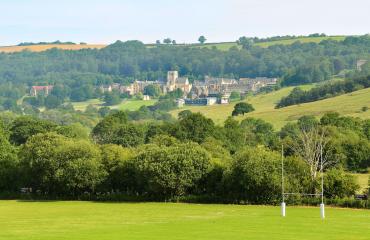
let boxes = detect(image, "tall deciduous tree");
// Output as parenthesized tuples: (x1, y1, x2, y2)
(198, 36, 207, 44)
(232, 102, 254, 116)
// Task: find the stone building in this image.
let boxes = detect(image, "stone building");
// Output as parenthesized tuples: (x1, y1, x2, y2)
(165, 71, 192, 95)
(357, 60, 367, 71)
(30, 86, 53, 97)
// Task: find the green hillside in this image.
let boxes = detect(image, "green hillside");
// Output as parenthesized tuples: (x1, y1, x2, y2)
(196, 36, 346, 51)
(71, 99, 157, 112)
(171, 86, 370, 129)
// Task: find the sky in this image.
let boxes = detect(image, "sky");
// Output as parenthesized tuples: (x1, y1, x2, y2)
(0, 0, 369, 45)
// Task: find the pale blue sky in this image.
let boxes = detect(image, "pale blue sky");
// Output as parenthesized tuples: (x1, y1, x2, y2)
(0, 0, 369, 45)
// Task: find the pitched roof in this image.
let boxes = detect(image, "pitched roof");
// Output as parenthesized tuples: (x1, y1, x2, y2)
(32, 86, 53, 91)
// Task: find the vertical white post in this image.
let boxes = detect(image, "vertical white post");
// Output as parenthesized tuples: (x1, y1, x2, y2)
(281, 202, 286, 217)
(281, 144, 286, 217)
(320, 145, 325, 219)
(320, 203, 325, 219)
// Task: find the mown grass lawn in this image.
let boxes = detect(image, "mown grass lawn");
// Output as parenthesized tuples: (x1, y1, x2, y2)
(0, 201, 369, 240)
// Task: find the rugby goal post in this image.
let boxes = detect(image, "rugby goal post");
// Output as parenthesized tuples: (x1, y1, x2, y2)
(281, 144, 325, 219)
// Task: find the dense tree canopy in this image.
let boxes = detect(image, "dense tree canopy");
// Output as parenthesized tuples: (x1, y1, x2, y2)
(1, 36, 369, 111)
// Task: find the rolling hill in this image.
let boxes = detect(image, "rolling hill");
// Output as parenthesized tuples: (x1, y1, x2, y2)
(170, 86, 370, 129)
(0, 36, 347, 53)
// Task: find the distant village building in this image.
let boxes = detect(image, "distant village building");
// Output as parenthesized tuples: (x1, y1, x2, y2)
(165, 71, 192, 94)
(176, 98, 185, 108)
(185, 97, 217, 106)
(357, 59, 367, 71)
(143, 95, 151, 101)
(30, 86, 53, 97)
(99, 85, 113, 93)
(95, 72, 277, 107)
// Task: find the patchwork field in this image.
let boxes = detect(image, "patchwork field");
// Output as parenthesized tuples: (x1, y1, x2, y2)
(171, 87, 370, 129)
(0, 201, 369, 240)
(0, 44, 106, 53)
(0, 36, 347, 53)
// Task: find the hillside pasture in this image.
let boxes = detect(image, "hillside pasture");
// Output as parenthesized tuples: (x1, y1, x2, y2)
(71, 99, 157, 112)
(195, 36, 346, 51)
(114, 99, 157, 111)
(170, 86, 370, 129)
(0, 201, 369, 240)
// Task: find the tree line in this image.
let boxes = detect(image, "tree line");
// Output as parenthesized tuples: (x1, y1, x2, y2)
(276, 74, 370, 108)
(0, 110, 369, 203)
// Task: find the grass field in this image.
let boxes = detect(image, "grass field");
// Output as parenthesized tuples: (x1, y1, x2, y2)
(170, 86, 370, 129)
(71, 99, 104, 111)
(114, 99, 157, 111)
(0, 36, 347, 53)
(196, 36, 346, 51)
(71, 99, 157, 112)
(0, 201, 369, 240)
(353, 174, 370, 193)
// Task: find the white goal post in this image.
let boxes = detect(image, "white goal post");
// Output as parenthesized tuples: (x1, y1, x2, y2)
(281, 144, 325, 219)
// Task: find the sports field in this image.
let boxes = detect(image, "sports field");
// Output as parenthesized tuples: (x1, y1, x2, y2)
(0, 201, 369, 240)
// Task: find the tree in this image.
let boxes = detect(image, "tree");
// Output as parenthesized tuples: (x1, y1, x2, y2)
(0, 128, 19, 192)
(100, 144, 135, 191)
(155, 40, 161, 45)
(178, 110, 192, 120)
(227, 146, 311, 203)
(240, 117, 278, 148)
(227, 147, 284, 203)
(237, 36, 254, 49)
(163, 38, 172, 44)
(290, 125, 332, 181)
(324, 168, 359, 198)
(177, 113, 215, 143)
(132, 143, 211, 198)
(111, 124, 145, 148)
(10, 116, 57, 145)
(45, 95, 63, 109)
(232, 102, 254, 116)
(20, 133, 106, 196)
(223, 117, 245, 153)
(149, 134, 179, 147)
(143, 84, 161, 97)
(198, 36, 207, 44)
(92, 111, 128, 144)
(104, 92, 121, 106)
(98, 107, 111, 117)
(172, 40, 177, 45)
(56, 123, 89, 139)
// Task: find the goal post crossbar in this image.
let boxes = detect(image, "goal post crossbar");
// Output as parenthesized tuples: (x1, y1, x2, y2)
(280, 143, 325, 219)
(283, 193, 322, 196)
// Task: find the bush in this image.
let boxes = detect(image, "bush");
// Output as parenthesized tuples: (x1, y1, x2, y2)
(324, 168, 359, 198)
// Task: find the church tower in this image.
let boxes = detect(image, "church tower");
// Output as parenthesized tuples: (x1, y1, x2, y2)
(167, 71, 178, 91)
